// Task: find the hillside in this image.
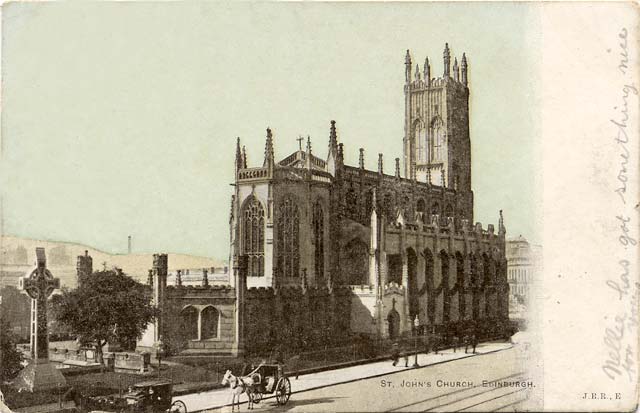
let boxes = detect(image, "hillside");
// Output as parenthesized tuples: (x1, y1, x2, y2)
(0, 235, 225, 288)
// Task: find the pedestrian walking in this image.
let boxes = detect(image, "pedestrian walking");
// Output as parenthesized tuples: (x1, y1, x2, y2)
(391, 342, 400, 366)
(472, 333, 478, 354)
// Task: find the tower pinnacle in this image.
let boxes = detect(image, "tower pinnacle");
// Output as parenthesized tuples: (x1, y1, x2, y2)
(405, 50, 412, 83)
(443, 43, 451, 78)
(453, 57, 459, 81)
(424, 57, 431, 85)
(461, 53, 468, 86)
(235, 137, 242, 171)
(263, 127, 274, 168)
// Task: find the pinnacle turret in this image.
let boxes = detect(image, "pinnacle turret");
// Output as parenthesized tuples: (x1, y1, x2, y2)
(453, 57, 459, 81)
(405, 50, 412, 83)
(424, 57, 431, 85)
(443, 43, 451, 78)
(263, 127, 274, 168)
(461, 53, 468, 86)
(235, 137, 243, 172)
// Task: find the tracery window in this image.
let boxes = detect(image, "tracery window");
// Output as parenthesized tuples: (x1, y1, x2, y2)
(345, 187, 358, 218)
(383, 193, 395, 222)
(276, 196, 300, 278)
(430, 118, 445, 162)
(313, 201, 324, 279)
(242, 196, 265, 277)
(344, 239, 369, 285)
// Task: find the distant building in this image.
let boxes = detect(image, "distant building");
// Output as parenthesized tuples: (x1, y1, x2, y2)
(506, 235, 541, 319)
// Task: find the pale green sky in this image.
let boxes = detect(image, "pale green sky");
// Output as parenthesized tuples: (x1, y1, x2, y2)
(1, 2, 541, 260)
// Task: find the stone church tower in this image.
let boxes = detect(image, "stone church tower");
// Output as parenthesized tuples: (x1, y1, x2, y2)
(403, 44, 473, 222)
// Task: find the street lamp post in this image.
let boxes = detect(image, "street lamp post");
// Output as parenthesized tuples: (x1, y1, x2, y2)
(413, 315, 420, 367)
(154, 337, 165, 378)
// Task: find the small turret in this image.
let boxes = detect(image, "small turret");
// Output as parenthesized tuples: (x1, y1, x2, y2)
(405, 49, 412, 83)
(242, 146, 247, 168)
(327, 120, 339, 176)
(395, 158, 400, 178)
(453, 57, 459, 82)
(202, 268, 209, 287)
(443, 43, 451, 78)
(235, 137, 243, 172)
(378, 153, 384, 174)
(176, 270, 182, 286)
(263, 127, 274, 169)
(424, 57, 431, 85)
(415, 64, 421, 81)
(499, 210, 506, 235)
(305, 135, 312, 170)
(359, 148, 365, 169)
(461, 53, 468, 86)
(338, 143, 344, 164)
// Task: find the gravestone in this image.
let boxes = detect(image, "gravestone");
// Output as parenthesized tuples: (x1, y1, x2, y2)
(13, 248, 67, 392)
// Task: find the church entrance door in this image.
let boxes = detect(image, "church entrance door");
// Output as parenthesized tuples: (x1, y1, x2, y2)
(387, 309, 400, 339)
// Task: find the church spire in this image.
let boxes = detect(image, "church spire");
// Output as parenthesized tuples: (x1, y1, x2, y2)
(263, 127, 274, 169)
(242, 145, 247, 168)
(405, 49, 412, 83)
(461, 53, 468, 86)
(443, 43, 451, 78)
(424, 57, 431, 86)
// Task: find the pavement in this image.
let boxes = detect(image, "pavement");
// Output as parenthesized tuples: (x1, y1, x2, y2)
(178, 341, 514, 413)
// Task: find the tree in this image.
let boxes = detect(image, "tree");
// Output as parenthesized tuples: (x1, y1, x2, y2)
(50, 270, 156, 364)
(0, 317, 24, 381)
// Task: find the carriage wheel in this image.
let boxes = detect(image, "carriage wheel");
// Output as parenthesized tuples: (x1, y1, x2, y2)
(252, 391, 263, 404)
(169, 400, 187, 413)
(275, 377, 291, 405)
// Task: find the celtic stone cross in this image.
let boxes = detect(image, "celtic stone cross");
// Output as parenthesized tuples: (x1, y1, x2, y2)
(19, 248, 60, 361)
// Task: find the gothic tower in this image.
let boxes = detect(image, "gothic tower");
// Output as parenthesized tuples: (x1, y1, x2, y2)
(403, 45, 472, 200)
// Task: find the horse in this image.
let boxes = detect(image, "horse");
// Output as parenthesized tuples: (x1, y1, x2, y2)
(221, 369, 256, 411)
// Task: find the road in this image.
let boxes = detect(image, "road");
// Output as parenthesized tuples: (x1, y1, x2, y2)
(179, 338, 539, 412)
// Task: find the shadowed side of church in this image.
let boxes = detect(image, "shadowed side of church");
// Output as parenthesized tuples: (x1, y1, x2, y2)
(139, 45, 510, 358)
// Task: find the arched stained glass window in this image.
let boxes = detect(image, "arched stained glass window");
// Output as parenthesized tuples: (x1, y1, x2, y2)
(276, 196, 300, 278)
(242, 197, 265, 277)
(313, 202, 324, 279)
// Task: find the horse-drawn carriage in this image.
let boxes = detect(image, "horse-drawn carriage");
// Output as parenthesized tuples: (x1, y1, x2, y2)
(222, 362, 291, 410)
(83, 379, 187, 413)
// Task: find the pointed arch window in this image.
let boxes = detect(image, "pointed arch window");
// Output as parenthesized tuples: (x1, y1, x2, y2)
(276, 196, 300, 278)
(313, 201, 324, 279)
(415, 121, 427, 163)
(242, 197, 265, 277)
(430, 117, 445, 162)
(345, 239, 369, 285)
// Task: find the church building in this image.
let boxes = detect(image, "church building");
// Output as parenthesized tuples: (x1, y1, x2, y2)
(142, 44, 510, 357)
